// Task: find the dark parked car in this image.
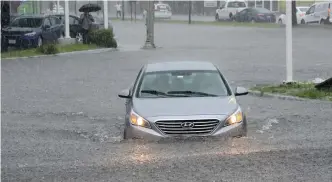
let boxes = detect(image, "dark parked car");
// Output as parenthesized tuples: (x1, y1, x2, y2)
(2, 15, 64, 49)
(234, 8, 276, 23)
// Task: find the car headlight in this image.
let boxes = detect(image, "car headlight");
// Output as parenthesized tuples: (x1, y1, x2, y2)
(130, 111, 151, 128)
(25, 32, 36, 36)
(225, 108, 243, 126)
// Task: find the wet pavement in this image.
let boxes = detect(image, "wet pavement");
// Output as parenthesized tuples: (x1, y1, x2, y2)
(2, 22, 332, 181)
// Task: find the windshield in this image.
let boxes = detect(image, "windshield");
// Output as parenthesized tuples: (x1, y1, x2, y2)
(155, 4, 171, 11)
(136, 70, 230, 98)
(299, 7, 309, 12)
(10, 17, 43, 28)
(227, 1, 246, 8)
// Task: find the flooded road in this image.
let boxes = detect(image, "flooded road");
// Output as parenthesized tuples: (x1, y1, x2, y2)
(2, 22, 332, 181)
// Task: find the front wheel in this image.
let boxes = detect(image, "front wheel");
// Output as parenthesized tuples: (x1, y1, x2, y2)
(301, 19, 305, 24)
(278, 19, 283, 24)
(320, 19, 325, 24)
(235, 116, 248, 138)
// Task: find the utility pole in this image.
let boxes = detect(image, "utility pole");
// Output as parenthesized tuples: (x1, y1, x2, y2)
(188, 1, 192, 24)
(122, 0, 125, 21)
(130, 1, 133, 21)
(142, 0, 156, 49)
(134, 1, 137, 22)
(285, 0, 293, 82)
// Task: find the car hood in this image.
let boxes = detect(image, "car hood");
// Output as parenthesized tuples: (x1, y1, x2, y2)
(133, 96, 238, 118)
(3, 27, 39, 34)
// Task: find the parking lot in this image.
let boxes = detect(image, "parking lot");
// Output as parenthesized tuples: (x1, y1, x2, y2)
(2, 22, 332, 181)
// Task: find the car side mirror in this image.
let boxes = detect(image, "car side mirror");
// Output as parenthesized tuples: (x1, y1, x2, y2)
(235, 87, 248, 96)
(305, 11, 310, 15)
(118, 89, 131, 98)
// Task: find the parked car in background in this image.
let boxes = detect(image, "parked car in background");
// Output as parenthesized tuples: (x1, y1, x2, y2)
(54, 12, 113, 42)
(234, 7, 276, 23)
(53, 14, 82, 38)
(2, 14, 63, 48)
(90, 12, 113, 30)
(277, 6, 309, 24)
(303, 1, 331, 24)
(215, 0, 248, 21)
(154, 3, 172, 19)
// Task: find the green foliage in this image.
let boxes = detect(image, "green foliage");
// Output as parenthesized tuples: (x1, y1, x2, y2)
(36, 44, 59, 54)
(89, 29, 117, 48)
(251, 82, 332, 101)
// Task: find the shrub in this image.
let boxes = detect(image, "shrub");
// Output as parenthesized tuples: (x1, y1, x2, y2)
(89, 29, 117, 48)
(36, 44, 59, 54)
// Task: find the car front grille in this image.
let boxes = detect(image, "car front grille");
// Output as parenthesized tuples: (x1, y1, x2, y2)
(155, 119, 220, 136)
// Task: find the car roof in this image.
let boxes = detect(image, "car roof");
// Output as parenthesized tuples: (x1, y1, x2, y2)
(14, 14, 46, 18)
(145, 61, 218, 73)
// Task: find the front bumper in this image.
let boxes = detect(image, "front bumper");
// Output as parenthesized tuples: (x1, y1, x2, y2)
(124, 117, 245, 141)
(3, 34, 39, 48)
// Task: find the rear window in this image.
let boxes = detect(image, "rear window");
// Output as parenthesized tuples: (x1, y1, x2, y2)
(227, 1, 247, 8)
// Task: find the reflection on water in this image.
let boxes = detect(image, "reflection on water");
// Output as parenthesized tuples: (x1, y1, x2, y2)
(124, 137, 268, 165)
(98, 136, 280, 169)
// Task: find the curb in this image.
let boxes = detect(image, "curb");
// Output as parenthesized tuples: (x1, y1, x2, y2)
(1, 47, 117, 60)
(248, 90, 332, 103)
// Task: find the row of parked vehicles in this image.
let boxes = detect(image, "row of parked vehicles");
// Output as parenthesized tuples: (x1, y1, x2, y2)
(1, 12, 110, 51)
(215, 0, 331, 25)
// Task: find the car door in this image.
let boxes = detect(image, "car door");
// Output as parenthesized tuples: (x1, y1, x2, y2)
(50, 16, 62, 38)
(217, 3, 228, 20)
(237, 9, 248, 22)
(41, 17, 53, 43)
(313, 3, 324, 23)
(305, 5, 316, 24)
(246, 8, 255, 21)
(69, 15, 81, 38)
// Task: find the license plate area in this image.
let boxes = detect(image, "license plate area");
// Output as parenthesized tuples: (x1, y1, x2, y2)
(8, 39, 16, 44)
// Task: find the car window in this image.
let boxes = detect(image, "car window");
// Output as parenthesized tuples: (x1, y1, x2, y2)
(10, 17, 43, 28)
(239, 9, 248, 15)
(299, 8, 309, 12)
(44, 17, 51, 26)
(50, 16, 60, 25)
(227, 1, 246, 8)
(136, 70, 230, 98)
(308, 5, 315, 14)
(255, 8, 271, 13)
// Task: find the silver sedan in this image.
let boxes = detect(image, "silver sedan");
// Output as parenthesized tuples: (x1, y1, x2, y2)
(118, 61, 249, 140)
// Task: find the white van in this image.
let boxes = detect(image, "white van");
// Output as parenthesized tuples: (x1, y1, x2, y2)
(303, 1, 331, 24)
(154, 3, 172, 19)
(215, 0, 248, 21)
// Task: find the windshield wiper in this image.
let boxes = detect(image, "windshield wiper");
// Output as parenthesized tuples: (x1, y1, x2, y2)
(167, 91, 218, 97)
(140, 90, 169, 97)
